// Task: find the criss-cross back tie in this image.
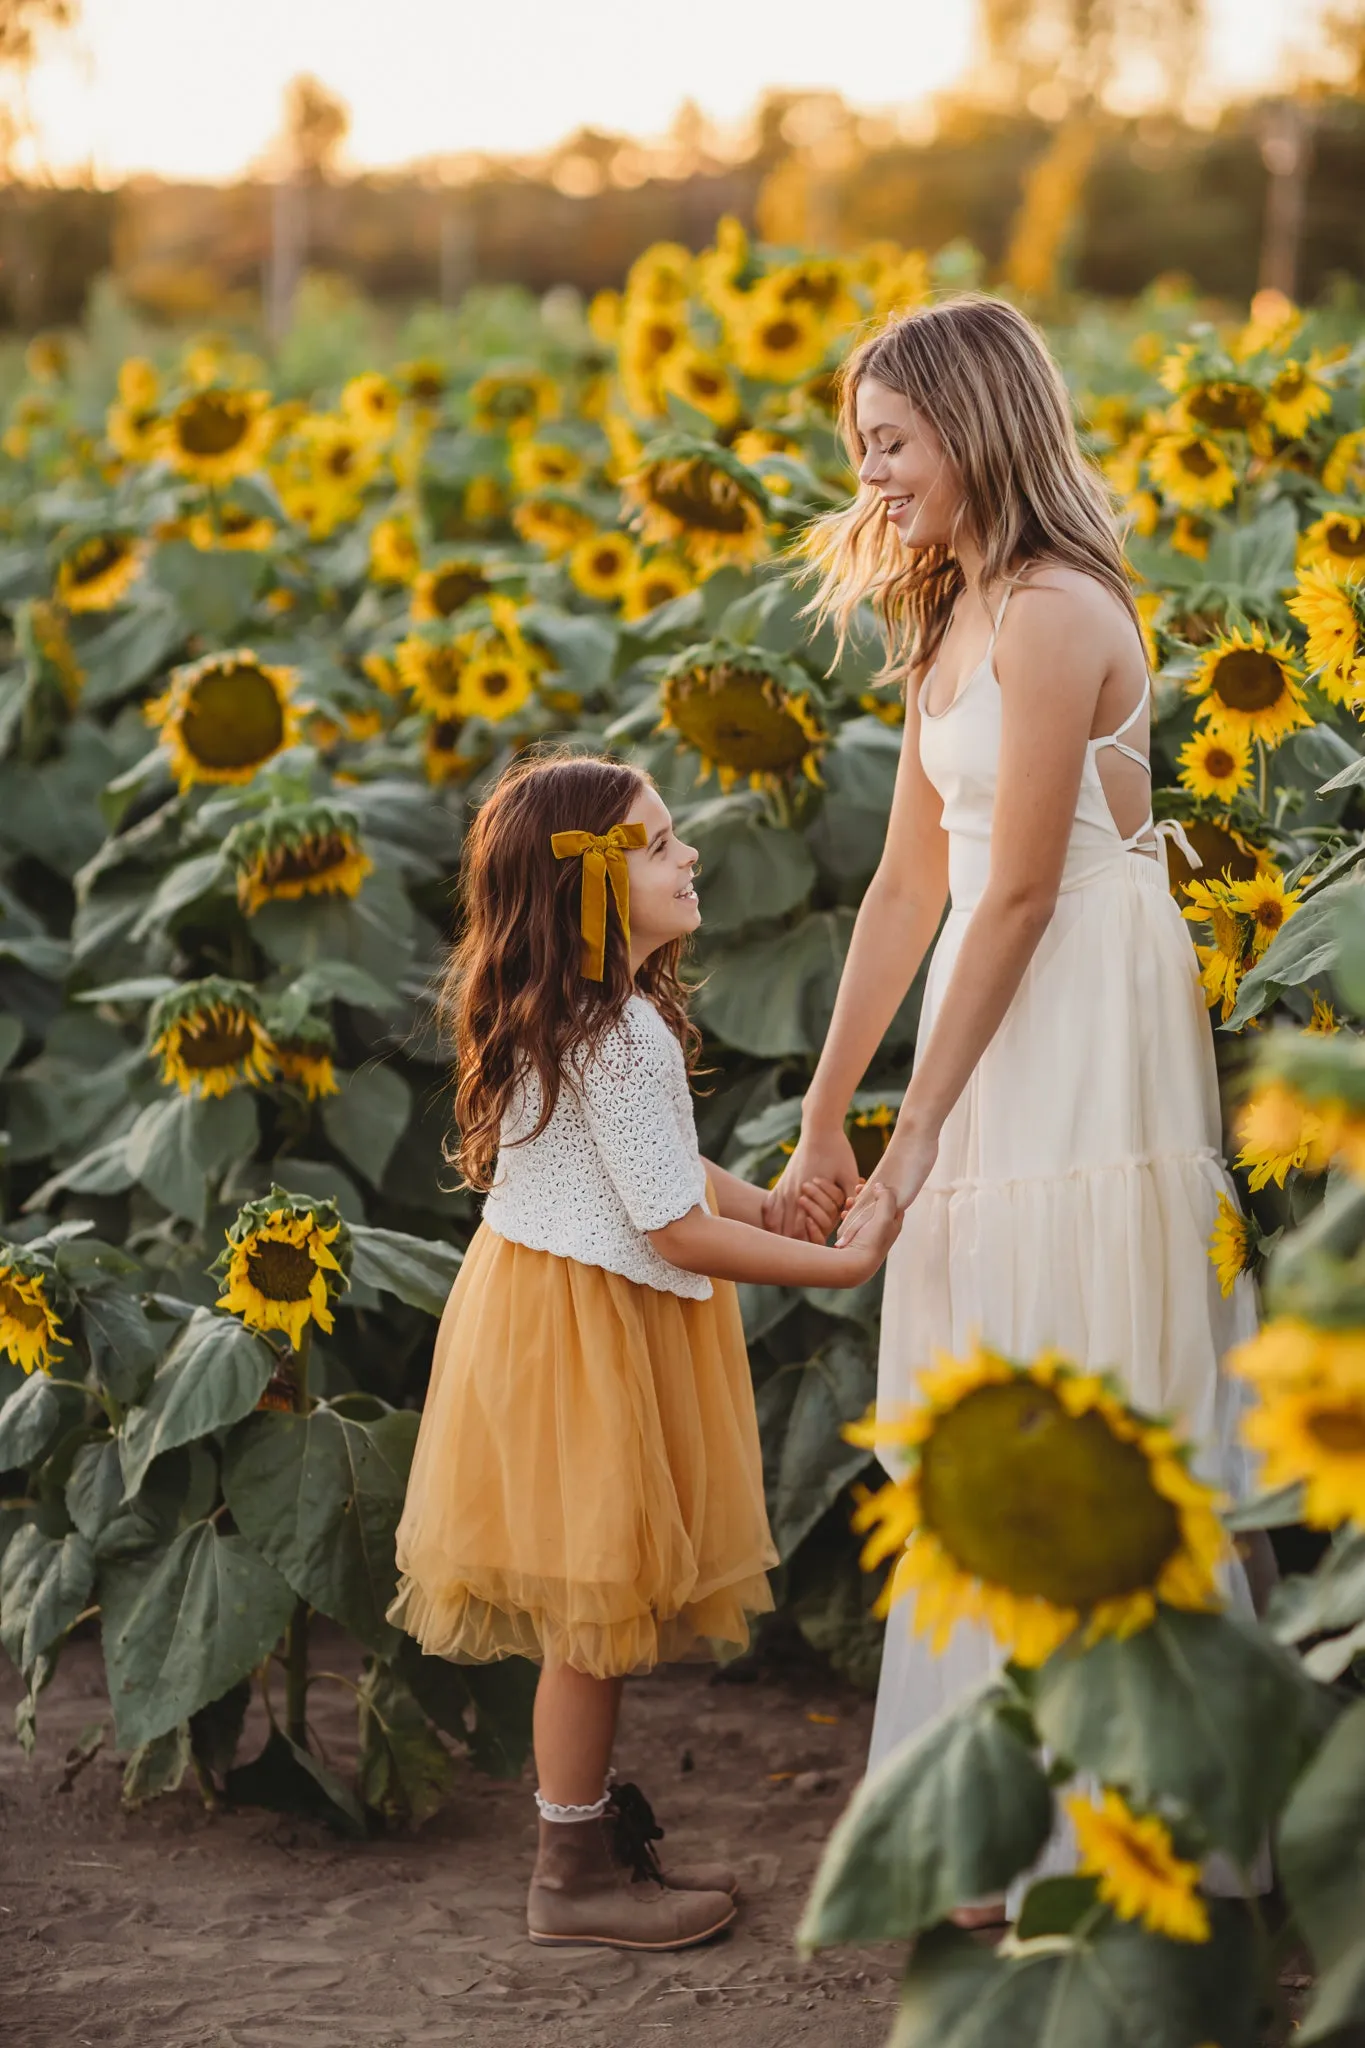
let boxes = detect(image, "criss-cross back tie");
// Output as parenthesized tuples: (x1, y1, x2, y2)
(550, 821, 649, 979)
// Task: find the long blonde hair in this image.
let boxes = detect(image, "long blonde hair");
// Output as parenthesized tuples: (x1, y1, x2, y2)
(804, 293, 1139, 682)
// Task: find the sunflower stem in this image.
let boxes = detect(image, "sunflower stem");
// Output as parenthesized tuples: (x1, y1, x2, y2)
(293, 1321, 312, 1415)
(1256, 739, 1267, 815)
(284, 1599, 310, 1748)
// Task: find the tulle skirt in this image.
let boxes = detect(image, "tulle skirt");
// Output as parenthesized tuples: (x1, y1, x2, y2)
(869, 854, 1260, 1772)
(387, 1178, 778, 1679)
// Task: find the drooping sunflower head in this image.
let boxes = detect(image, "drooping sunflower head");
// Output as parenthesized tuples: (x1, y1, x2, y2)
(1324, 430, 1365, 498)
(149, 978, 277, 1099)
(224, 800, 373, 915)
(160, 387, 274, 484)
(1171, 512, 1213, 560)
(847, 1344, 1226, 1666)
(1208, 1190, 1255, 1298)
(1146, 432, 1238, 512)
(1187, 625, 1311, 745)
(1175, 727, 1252, 804)
(267, 1015, 341, 1102)
(468, 367, 560, 437)
(1232, 1319, 1365, 1530)
(1173, 379, 1264, 436)
(398, 357, 447, 407)
(411, 556, 491, 622)
(508, 439, 588, 494)
(368, 515, 421, 586)
(658, 642, 827, 794)
(567, 529, 639, 602)
(145, 650, 300, 791)
(55, 532, 144, 613)
(212, 1186, 352, 1348)
(0, 1244, 69, 1376)
(1163, 815, 1263, 904)
(622, 436, 771, 575)
(187, 500, 276, 552)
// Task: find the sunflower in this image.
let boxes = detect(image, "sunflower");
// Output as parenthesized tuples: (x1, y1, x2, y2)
(1186, 626, 1311, 746)
(117, 356, 159, 409)
(1147, 433, 1238, 512)
(395, 635, 467, 717)
(764, 256, 861, 329)
(149, 979, 277, 1099)
(1287, 563, 1365, 696)
(369, 515, 420, 586)
(270, 1018, 340, 1102)
(1233, 288, 1304, 359)
(295, 413, 383, 494)
(106, 400, 161, 463)
(620, 304, 689, 416)
(213, 1189, 351, 1348)
(397, 357, 447, 407)
(568, 529, 638, 601)
(621, 555, 694, 621)
(1231, 1323, 1365, 1530)
(588, 288, 623, 343)
(659, 648, 827, 794)
(1126, 490, 1161, 540)
(1066, 1790, 1210, 1944)
(186, 501, 275, 552)
(1208, 1191, 1254, 1298)
(1299, 511, 1365, 577)
(625, 240, 694, 307)
(1224, 867, 1303, 954)
(1234, 1081, 1324, 1190)
(1264, 356, 1333, 440)
(1309, 995, 1340, 1035)
(1173, 380, 1264, 436)
(463, 475, 506, 524)
(341, 372, 400, 440)
(731, 428, 803, 498)
(846, 1345, 1226, 1667)
(511, 494, 594, 558)
(458, 648, 537, 722)
(0, 1248, 68, 1375)
(1171, 513, 1213, 561)
(224, 801, 373, 915)
(871, 249, 933, 323)
(361, 650, 401, 695)
(849, 1102, 899, 1178)
(423, 715, 481, 784)
(732, 291, 829, 384)
(658, 346, 742, 428)
(1323, 430, 1365, 497)
(18, 598, 83, 707)
(160, 388, 274, 484)
(468, 368, 560, 436)
(55, 533, 144, 613)
(1164, 817, 1263, 903)
(411, 555, 491, 621)
(1182, 879, 1249, 1020)
(509, 439, 587, 493)
(145, 651, 299, 792)
(623, 439, 770, 576)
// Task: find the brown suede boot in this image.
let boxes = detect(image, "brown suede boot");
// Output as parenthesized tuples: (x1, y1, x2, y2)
(606, 1781, 739, 1899)
(527, 1812, 736, 1951)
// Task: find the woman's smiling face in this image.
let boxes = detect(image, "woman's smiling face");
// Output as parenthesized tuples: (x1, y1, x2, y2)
(854, 374, 961, 548)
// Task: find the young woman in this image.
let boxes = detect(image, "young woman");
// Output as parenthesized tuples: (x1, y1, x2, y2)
(388, 750, 902, 1953)
(767, 296, 1266, 1840)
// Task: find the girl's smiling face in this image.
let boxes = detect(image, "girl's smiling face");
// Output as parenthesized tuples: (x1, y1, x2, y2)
(622, 781, 700, 966)
(854, 374, 962, 548)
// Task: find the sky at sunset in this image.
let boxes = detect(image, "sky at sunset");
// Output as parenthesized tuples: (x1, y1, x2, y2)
(17, 0, 1313, 184)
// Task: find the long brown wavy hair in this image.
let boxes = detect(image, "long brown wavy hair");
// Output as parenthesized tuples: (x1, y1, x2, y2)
(443, 747, 703, 1192)
(803, 293, 1139, 682)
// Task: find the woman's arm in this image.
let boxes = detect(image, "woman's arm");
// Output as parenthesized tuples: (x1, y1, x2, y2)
(768, 681, 950, 1235)
(838, 579, 1113, 1240)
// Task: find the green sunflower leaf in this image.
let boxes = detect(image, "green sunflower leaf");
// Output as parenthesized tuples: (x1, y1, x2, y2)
(0, 1372, 64, 1470)
(348, 1225, 462, 1318)
(221, 1407, 419, 1657)
(100, 1521, 295, 1751)
(798, 1681, 1053, 1952)
(1278, 1695, 1365, 2042)
(125, 1089, 259, 1226)
(757, 1331, 877, 1560)
(152, 539, 265, 639)
(356, 1659, 457, 1826)
(117, 1308, 276, 1500)
(675, 789, 816, 936)
(0, 1523, 95, 1679)
(224, 1724, 366, 1838)
(1223, 879, 1360, 1030)
(320, 1062, 411, 1188)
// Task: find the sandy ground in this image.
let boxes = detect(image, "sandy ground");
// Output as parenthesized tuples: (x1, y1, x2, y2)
(1, 1627, 905, 2048)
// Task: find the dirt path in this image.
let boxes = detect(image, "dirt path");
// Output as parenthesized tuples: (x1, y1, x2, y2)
(1, 1630, 903, 2048)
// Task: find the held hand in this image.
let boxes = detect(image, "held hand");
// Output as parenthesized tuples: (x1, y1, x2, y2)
(767, 1125, 859, 1241)
(835, 1128, 939, 1249)
(793, 1177, 846, 1244)
(838, 1180, 904, 1279)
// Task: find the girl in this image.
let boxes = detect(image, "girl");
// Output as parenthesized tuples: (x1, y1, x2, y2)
(388, 749, 902, 1953)
(768, 295, 1271, 1908)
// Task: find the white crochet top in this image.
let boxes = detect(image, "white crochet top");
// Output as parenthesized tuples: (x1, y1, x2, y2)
(481, 993, 712, 1299)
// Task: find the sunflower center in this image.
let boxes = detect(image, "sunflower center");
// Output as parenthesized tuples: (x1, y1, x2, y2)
(669, 669, 815, 773)
(592, 546, 623, 576)
(268, 833, 351, 884)
(326, 445, 356, 478)
(1179, 441, 1219, 478)
(1211, 649, 1288, 712)
(761, 318, 803, 352)
(71, 536, 128, 585)
(478, 667, 511, 697)
(689, 369, 723, 398)
(652, 461, 753, 534)
(430, 717, 463, 748)
(178, 394, 251, 457)
(420, 648, 465, 699)
(181, 664, 286, 769)
(919, 1380, 1182, 1608)
(1187, 384, 1262, 431)
(1325, 521, 1365, 558)
(0, 1277, 47, 1331)
(1204, 745, 1237, 779)
(1252, 898, 1285, 933)
(1305, 1403, 1365, 1456)
(245, 1239, 318, 1303)
(431, 567, 488, 615)
(179, 1015, 256, 1069)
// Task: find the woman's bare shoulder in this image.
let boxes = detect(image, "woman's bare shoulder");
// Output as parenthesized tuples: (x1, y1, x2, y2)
(1005, 565, 1133, 653)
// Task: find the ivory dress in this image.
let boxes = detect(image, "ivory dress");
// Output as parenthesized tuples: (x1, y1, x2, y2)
(867, 585, 1258, 1774)
(388, 992, 778, 1679)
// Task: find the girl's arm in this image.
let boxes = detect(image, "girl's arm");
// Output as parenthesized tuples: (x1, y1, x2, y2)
(767, 679, 950, 1236)
(700, 1156, 843, 1239)
(699, 1156, 768, 1227)
(838, 579, 1117, 1243)
(649, 1184, 901, 1288)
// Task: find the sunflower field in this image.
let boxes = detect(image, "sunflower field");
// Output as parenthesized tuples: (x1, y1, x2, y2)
(0, 217, 1363, 2029)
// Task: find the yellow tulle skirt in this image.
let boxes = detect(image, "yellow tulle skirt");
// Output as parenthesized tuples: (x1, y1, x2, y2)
(386, 1179, 778, 1679)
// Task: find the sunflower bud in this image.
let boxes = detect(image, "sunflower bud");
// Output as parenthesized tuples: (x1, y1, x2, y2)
(211, 1187, 352, 1348)
(223, 802, 373, 917)
(0, 1243, 69, 1376)
(658, 639, 826, 795)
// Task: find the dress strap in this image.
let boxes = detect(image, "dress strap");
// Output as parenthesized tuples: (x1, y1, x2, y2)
(986, 583, 1014, 651)
(1090, 674, 1152, 774)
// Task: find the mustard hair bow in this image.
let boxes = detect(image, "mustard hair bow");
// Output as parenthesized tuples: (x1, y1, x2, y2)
(550, 821, 649, 980)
